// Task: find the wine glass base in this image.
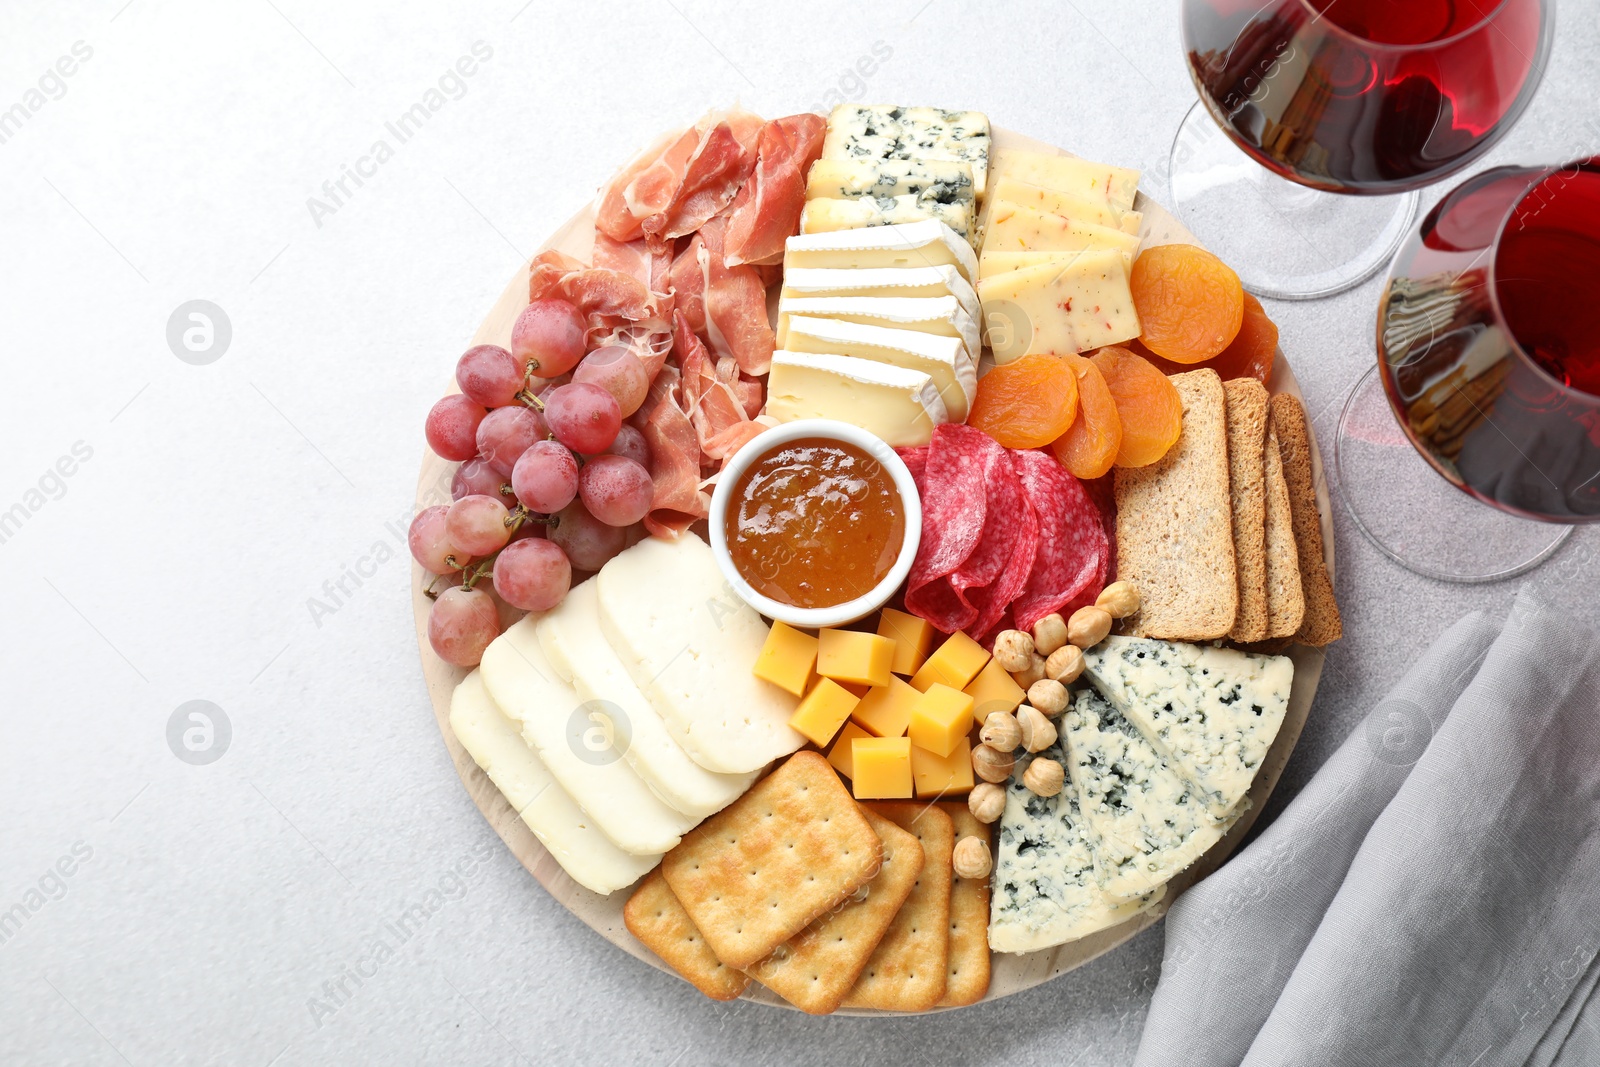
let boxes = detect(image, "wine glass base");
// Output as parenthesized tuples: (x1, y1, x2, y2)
(1334, 366, 1574, 583)
(1168, 104, 1420, 301)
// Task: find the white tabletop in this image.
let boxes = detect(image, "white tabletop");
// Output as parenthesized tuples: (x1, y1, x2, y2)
(4, 1, 1598, 1064)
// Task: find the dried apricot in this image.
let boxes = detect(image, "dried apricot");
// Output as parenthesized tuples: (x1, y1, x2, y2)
(1050, 355, 1122, 480)
(1130, 244, 1245, 364)
(968, 353, 1079, 448)
(1089, 345, 1183, 467)
(1129, 293, 1278, 386)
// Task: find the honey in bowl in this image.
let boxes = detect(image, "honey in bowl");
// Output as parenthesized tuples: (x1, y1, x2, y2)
(723, 437, 906, 610)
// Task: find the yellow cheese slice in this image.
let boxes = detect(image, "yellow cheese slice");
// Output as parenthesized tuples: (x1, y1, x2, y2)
(982, 202, 1142, 260)
(977, 250, 1141, 363)
(980, 177, 1143, 238)
(989, 148, 1141, 215)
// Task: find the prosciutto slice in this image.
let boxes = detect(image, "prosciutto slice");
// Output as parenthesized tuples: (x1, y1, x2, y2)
(526, 250, 672, 351)
(594, 127, 689, 243)
(634, 362, 708, 539)
(697, 217, 775, 376)
(642, 122, 756, 242)
(673, 311, 763, 463)
(723, 113, 826, 267)
(592, 232, 673, 294)
(621, 126, 700, 232)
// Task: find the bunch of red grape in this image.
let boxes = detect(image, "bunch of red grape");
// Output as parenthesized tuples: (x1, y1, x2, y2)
(410, 297, 658, 667)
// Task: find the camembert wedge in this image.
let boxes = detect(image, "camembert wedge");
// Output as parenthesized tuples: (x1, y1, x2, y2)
(781, 315, 976, 422)
(765, 350, 948, 447)
(784, 219, 978, 284)
(778, 266, 978, 331)
(776, 295, 980, 361)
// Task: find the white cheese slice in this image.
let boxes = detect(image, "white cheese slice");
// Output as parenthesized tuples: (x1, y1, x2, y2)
(976, 250, 1142, 363)
(536, 580, 759, 820)
(479, 617, 695, 856)
(778, 266, 979, 332)
(978, 248, 1135, 280)
(1063, 688, 1237, 896)
(806, 157, 976, 208)
(781, 315, 976, 422)
(981, 202, 1142, 260)
(989, 739, 1166, 954)
(448, 670, 659, 895)
(1082, 636, 1295, 819)
(784, 219, 978, 284)
(776, 295, 980, 363)
(595, 533, 807, 774)
(822, 104, 991, 197)
(801, 195, 974, 244)
(989, 147, 1140, 215)
(765, 350, 948, 447)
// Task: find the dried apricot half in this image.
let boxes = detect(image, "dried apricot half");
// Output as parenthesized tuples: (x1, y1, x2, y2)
(1089, 345, 1182, 467)
(968, 353, 1079, 449)
(1050, 355, 1122, 480)
(1130, 244, 1245, 364)
(1130, 292, 1278, 385)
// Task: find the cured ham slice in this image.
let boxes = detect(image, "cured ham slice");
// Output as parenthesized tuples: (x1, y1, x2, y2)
(723, 113, 826, 267)
(673, 312, 764, 463)
(595, 127, 689, 243)
(642, 122, 756, 242)
(634, 362, 708, 539)
(667, 234, 707, 333)
(621, 126, 701, 233)
(697, 218, 775, 376)
(591, 232, 673, 294)
(527, 250, 672, 352)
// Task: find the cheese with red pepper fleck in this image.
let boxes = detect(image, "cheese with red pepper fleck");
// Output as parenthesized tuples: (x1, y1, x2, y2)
(975, 249, 1141, 363)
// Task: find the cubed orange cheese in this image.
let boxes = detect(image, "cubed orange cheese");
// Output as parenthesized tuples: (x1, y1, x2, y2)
(851, 675, 920, 738)
(851, 736, 913, 799)
(963, 659, 1027, 727)
(911, 738, 975, 797)
(826, 721, 874, 780)
(908, 683, 975, 758)
(817, 629, 896, 688)
(909, 630, 991, 693)
(788, 678, 860, 748)
(752, 621, 818, 697)
(877, 608, 937, 676)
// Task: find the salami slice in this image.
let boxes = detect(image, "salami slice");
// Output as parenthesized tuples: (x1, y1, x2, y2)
(903, 425, 996, 632)
(1010, 449, 1108, 632)
(949, 445, 1028, 633)
(896, 445, 928, 484)
(968, 457, 1039, 640)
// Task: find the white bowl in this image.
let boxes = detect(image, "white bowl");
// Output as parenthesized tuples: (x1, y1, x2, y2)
(708, 419, 923, 629)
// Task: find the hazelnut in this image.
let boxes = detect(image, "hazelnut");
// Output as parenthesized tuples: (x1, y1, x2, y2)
(1023, 757, 1065, 797)
(1068, 605, 1113, 649)
(979, 711, 1022, 751)
(970, 743, 1016, 784)
(1017, 705, 1058, 753)
(1027, 678, 1069, 717)
(1096, 581, 1141, 619)
(1030, 613, 1068, 656)
(1011, 652, 1047, 689)
(1045, 644, 1085, 685)
(991, 629, 1035, 673)
(968, 782, 1006, 823)
(952, 836, 993, 880)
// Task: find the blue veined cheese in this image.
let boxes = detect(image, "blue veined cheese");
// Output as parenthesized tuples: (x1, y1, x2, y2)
(801, 194, 974, 244)
(1082, 636, 1294, 819)
(822, 104, 992, 198)
(988, 740, 1165, 954)
(1063, 689, 1241, 896)
(806, 158, 976, 209)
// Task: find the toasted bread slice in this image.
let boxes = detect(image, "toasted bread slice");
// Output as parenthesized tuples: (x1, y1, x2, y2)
(1224, 378, 1271, 643)
(1261, 423, 1305, 640)
(1269, 394, 1342, 646)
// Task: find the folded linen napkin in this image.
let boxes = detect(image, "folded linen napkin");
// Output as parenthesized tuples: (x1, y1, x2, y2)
(1135, 590, 1600, 1067)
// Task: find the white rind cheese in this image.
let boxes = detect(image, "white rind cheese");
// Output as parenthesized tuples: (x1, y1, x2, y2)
(783, 219, 979, 284)
(776, 295, 980, 364)
(989, 740, 1166, 954)
(806, 157, 976, 208)
(449, 671, 659, 895)
(765, 350, 949, 447)
(1083, 636, 1294, 819)
(801, 194, 974, 244)
(778, 266, 979, 331)
(822, 104, 991, 198)
(781, 315, 976, 423)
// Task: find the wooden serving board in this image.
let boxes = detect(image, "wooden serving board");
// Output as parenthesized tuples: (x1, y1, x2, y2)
(411, 125, 1334, 1013)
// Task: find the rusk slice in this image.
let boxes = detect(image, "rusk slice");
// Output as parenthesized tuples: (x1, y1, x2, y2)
(1261, 422, 1306, 640)
(624, 870, 750, 1001)
(842, 803, 954, 1012)
(1224, 378, 1271, 643)
(1269, 394, 1343, 646)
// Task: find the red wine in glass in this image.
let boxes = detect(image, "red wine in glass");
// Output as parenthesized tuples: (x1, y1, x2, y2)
(1183, 0, 1553, 194)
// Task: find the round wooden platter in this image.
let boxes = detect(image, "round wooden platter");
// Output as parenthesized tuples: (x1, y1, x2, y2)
(412, 125, 1334, 1014)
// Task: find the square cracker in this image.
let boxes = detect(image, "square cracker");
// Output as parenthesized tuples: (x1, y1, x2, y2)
(661, 751, 881, 970)
(746, 807, 925, 1014)
(843, 802, 954, 1012)
(1269, 393, 1342, 646)
(1261, 423, 1306, 640)
(623, 869, 750, 1002)
(1224, 378, 1271, 643)
(936, 802, 991, 1008)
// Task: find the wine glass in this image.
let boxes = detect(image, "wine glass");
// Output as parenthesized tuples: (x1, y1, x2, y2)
(1335, 156, 1600, 581)
(1174, 0, 1554, 300)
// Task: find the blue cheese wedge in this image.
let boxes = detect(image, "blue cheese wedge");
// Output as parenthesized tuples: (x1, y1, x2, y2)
(1063, 688, 1239, 896)
(765, 350, 948, 447)
(783, 219, 978, 284)
(1082, 636, 1294, 819)
(989, 741, 1166, 954)
(781, 316, 976, 422)
(822, 104, 991, 198)
(801, 194, 974, 244)
(806, 157, 976, 208)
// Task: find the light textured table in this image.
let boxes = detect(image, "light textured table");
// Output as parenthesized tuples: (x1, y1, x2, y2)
(2, 2, 1596, 1064)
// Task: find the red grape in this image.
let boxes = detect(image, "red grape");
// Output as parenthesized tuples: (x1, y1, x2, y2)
(446, 494, 512, 557)
(544, 383, 621, 455)
(429, 586, 500, 667)
(607, 424, 651, 468)
(409, 505, 463, 574)
(573, 346, 649, 417)
(476, 405, 545, 476)
(452, 457, 510, 502)
(550, 500, 629, 571)
(512, 439, 579, 514)
(492, 538, 572, 611)
(512, 299, 586, 379)
(456, 344, 525, 408)
(578, 455, 653, 527)
(425, 395, 487, 461)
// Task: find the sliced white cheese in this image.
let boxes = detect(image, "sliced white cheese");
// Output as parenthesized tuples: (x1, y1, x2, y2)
(989, 739, 1166, 954)
(977, 250, 1142, 363)
(981, 202, 1142, 260)
(765, 350, 948, 447)
(1082, 636, 1294, 819)
(784, 219, 978, 284)
(536, 580, 758, 820)
(595, 533, 807, 774)
(778, 266, 979, 332)
(822, 104, 991, 197)
(448, 671, 659, 895)
(806, 157, 976, 208)
(776, 295, 980, 363)
(479, 617, 695, 856)
(1063, 688, 1236, 896)
(801, 195, 974, 244)
(989, 147, 1140, 215)
(978, 249, 1137, 280)
(781, 315, 976, 422)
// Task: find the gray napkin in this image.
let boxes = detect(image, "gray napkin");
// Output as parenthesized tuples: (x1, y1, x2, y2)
(1134, 590, 1600, 1067)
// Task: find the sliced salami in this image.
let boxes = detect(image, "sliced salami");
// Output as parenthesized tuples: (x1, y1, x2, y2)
(903, 425, 995, 632)
(949, 444, 1026, 627)
(968, 459, 1039, 640)
(1010, 449, 1108, 632)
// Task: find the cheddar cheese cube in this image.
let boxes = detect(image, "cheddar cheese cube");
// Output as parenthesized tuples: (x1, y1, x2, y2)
(911, 738, 975, 798)
(851, 675, 920, 738)
(909, 630, 990, 693)
(788, 678, 860, 748)
(851, 736, 913, 799)
(963, 659, 1027, 727)
(877, 608, 936, 676)
(908, 683, 975, 759)
(826, 721, 874, 780)
(817, 628, 896, 688)
(753, 621, 818, 698)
